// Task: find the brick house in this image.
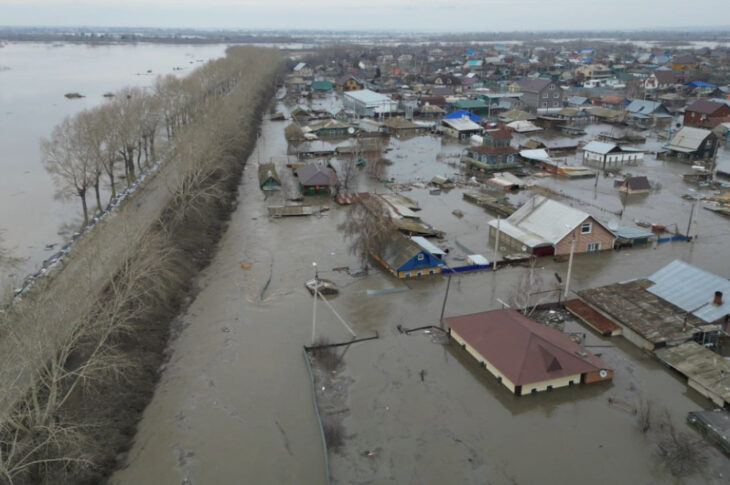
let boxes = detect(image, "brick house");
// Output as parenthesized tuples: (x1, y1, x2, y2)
(488, 195, 615, 257)
(683, 100, 730, 128)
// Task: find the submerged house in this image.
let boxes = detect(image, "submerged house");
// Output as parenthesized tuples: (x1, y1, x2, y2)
(372, 232, 444, 279)
(667, 127, 718, 160)
(581, 141, 644, 171)
(258, 163, 281, 191)
(618, 176, 651, 194)
(445, 308, 613, 396)
(295, 163, 335, 195)
(487, 195, 615, 257)
(463, 126, 519, 172)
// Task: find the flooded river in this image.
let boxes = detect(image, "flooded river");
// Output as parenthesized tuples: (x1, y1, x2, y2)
(0, 42, 227, 284)
(115, 96, 730, 483)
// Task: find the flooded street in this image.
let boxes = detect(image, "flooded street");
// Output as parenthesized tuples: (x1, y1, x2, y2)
(116, 95, 730, 484)
(0, 42, 227, 282)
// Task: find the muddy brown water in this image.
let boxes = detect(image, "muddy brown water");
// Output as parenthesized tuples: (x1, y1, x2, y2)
(115, 101, 730, 484)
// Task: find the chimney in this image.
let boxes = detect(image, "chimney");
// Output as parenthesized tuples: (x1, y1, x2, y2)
(714, 291, 723, 306)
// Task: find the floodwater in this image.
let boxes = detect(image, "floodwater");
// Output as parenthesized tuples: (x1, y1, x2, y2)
(117, 96, 730, 484)
(0, 42, 227, 284)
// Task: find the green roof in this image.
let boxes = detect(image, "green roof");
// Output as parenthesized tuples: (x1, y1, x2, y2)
(311, 80, 333, 91)
(453, 99, 488, 109)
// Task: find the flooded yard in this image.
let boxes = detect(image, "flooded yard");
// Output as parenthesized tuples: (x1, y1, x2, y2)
(115, 96, 730, 483)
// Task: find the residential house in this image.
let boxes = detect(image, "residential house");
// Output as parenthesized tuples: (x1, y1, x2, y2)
(618, 176, 651, 195)
(258, 163, 281, 191)
(575, 63, 613, 81)
(516, 78, 563, 113)
(597, 95, 628, 111)
(644, 70, 683, 91)
(372, 232, 444, 279)
(305, 119, 353, 138)
(339, 75, 365, 92)
(295, 163, 335, 195)
(487, 195, 615, 257)
(451, 99, 490, 116)
(441, 117, 483, 139)
(343, 89, 398, 117)
(463, 126, 519, 171)
(625, 100, 673, 128)
(582, 141, 644, 171)
(445, 308, 613, 396)
(683, 100, 730, 128)
(380, 117, 429, 137)
(671, 55, 700, 72)
(667, 126, 718, 160)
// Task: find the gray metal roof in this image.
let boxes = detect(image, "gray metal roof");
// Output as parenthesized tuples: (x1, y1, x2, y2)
(610, 225, 654, 240)
(668, 126, 712, 152)
(648, 259, 730, 323)
(582, 141, 617, 155)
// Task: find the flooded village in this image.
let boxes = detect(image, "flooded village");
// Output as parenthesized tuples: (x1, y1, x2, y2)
(115, 40, 730, 484)
(2, 27, 730, 485)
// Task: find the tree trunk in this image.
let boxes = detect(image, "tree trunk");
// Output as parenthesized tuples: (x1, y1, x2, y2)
(79, 190, 89, 226)
(94, 178, 102, 212)
(108, 170, 116, 200)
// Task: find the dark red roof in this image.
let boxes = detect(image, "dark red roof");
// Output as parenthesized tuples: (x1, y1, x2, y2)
(686, 100, 727, 115)
(484, 127, 512, 139)
(445, 309, 610, 386)
(623, 176, 651, 191)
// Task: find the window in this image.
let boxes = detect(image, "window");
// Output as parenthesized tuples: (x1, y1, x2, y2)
(581, 222, 592, 234)
(542, 102, 548, 108)
(543, 92, 548, 98)
(549, 84, 555, 90)
(553, 92, 559, 98)
(417, 253, 425, 261)
(587, 242, 601, 252)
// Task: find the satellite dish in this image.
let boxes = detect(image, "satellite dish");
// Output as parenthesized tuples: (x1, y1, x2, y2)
(347, 127, 355, 135)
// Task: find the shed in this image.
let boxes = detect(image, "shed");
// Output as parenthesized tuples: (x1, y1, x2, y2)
(618, 176, 651, 194)
(445, 308, 613, 396)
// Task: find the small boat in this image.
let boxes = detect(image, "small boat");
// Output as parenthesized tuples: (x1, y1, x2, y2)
(305, 278, 339, 296)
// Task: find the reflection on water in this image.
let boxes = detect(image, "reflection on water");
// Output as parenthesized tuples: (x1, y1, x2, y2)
(0, 42, 228, 284)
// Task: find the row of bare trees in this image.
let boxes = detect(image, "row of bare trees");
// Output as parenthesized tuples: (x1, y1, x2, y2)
(41, 49, 254, 226)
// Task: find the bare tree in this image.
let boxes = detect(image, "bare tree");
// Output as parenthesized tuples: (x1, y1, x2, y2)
(655, 412, 708, 477)
(41, 117, 94, 225)
(337, 196, 396, 269)
(509, 258, 556, 317)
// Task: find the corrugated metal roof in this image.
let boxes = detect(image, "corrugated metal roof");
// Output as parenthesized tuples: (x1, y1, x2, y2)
(411, 236, 445, 256)
(442, 117, 482, 131)
(668, 126, 712, 151)
(583, 141, 618, 155)
(648, 260, 730, 323)
(344, 89, 394, 106)
(498, 195, 594, 245)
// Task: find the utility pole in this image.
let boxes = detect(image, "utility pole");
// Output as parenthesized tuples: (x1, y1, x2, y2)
(493, 217, 501, 271)
(439, 272, 453, 328)
(311, 262, 318, 344)
(564, 236, 576, 300)
(686, 199, 696, 239)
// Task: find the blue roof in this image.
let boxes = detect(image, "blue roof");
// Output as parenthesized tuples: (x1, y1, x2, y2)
(466, 49, 475, 55)
(445, 110, 481, 122)
(685, 81, 716, 88)
(648, 260, 730, 324)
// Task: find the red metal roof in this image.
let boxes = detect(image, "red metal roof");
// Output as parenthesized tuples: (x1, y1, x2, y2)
(445, 309, 610, 386)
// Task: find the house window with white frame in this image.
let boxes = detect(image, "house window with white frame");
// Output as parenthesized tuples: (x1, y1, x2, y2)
(417, 253, 425, 261)
(587, 242, 601, 252)
(543, 92, 548, 98)
(581, 222, 592, 234)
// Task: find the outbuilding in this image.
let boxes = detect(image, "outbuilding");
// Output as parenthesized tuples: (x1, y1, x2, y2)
(582, 141, 644, 171)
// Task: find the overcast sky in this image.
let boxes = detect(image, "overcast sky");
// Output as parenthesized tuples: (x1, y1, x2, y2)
(1, 0, 728, 31)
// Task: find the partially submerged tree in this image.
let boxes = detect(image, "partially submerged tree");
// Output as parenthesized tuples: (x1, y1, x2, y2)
(337, 196, 396, 269)
(41, 117, 94, 225)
